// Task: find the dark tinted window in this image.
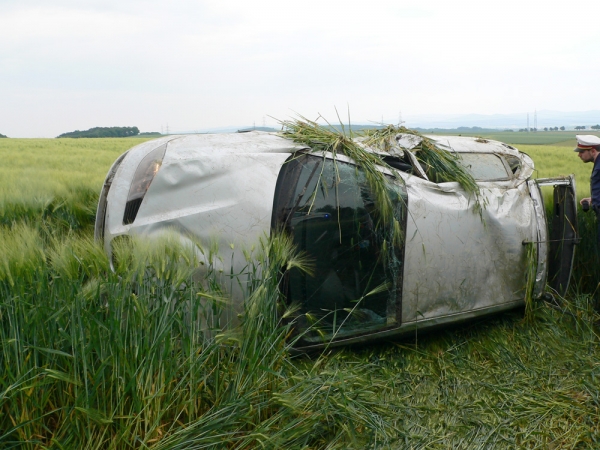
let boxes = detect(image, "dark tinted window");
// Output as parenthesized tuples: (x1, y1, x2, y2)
(273, 154, 405, 342)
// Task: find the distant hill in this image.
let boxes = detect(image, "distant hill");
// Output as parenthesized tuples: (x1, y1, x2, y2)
(405, 110, 600, 130)
(57, 126, 140, 138)
(0, 133, 7, 138)
(239, 124, 506, 134)
(415, 126, 498, 133)
(236, 126, 279, 133)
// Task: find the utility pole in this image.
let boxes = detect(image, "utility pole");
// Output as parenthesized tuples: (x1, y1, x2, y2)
(398, 111, 404, 127)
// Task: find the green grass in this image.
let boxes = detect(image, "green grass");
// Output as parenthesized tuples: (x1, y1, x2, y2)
(0, 228, 391, 448)
(2, 224, 599, 448)
(0, 138, 153, 200)
(2, 136, 600, 448)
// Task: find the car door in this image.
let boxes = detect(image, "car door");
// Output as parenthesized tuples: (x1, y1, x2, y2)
(531, 176, 578, 296)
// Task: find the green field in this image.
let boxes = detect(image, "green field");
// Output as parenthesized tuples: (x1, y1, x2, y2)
(426, 130, 600, 146)
(1, 136, 600, 448)
(0, 138, 152, 205)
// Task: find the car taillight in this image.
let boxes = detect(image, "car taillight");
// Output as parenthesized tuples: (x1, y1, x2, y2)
(123, 143, 167, 224)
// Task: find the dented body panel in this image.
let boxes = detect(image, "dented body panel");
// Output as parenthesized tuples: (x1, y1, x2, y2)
(401, 178, 535, 323)
(98, 133, 306, 263)
(96, 131, 577, 348)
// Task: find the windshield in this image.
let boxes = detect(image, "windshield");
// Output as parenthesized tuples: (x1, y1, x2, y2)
(272, 154, 406, 342)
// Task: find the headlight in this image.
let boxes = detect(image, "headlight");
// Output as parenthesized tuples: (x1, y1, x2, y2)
(123, 143, 167, 224)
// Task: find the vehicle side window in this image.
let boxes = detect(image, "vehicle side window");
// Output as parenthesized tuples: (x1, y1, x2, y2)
(272, 154, 405, 342)
(504, 155, 522, 174)
(381, 155, 414, 173)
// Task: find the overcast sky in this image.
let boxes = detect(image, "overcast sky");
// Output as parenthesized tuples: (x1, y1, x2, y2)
(1, 0, 599, 137)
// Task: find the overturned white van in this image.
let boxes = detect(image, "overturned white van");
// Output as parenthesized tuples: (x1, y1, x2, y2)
(95, 128, 577, 348)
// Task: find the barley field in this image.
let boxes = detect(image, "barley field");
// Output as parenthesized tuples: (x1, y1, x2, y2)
(1, 135, 600, 448)
(430, 130, 600, 146)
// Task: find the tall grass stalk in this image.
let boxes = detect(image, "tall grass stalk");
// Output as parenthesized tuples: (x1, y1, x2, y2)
(523, 241, 538, 322)
(361, 125, 482, 208)
(0, 227, 394, 448)
(279, 116, 403, 239)
(281, 119, 484, 229)
(3, 134, 600, 447)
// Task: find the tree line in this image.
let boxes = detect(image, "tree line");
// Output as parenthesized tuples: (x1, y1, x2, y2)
(518, 126, 600, 132)
(57, 127, 140, 138)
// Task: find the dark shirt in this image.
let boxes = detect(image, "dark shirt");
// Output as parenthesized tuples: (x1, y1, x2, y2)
(592, 156, 600, 206)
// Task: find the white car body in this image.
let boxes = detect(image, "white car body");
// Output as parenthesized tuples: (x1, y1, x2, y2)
(96, 131, 577, 348)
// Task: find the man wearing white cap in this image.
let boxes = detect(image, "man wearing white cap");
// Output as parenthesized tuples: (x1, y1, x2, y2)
(575, 135, 600, 250)
(575, 135, 600, 211)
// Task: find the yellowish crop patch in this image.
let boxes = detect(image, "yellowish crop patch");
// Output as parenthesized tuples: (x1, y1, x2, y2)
(0, 138, 153, 203)
(521, 143, 593, 198)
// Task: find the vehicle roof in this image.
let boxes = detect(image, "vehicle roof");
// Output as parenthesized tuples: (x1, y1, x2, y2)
(124, 131, 533, 183)
(148, 131, 308, 158)
(145, 132, 520, 158)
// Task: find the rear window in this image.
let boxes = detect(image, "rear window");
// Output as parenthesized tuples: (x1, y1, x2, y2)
(456, 153, 511, 181)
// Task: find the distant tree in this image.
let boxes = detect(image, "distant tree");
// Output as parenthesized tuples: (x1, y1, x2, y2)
(518, 128, 527, 132)
(0, 133, 7, 138)
(560, 126, 565, 131)
(543, 127, 548, 131)
(57, 126, 140, 138)
(591, 124, 600, 130)
(575, 126, 586, 130)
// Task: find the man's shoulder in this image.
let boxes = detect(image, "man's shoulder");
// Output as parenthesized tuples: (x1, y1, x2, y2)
(592, 161, 600, 183)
